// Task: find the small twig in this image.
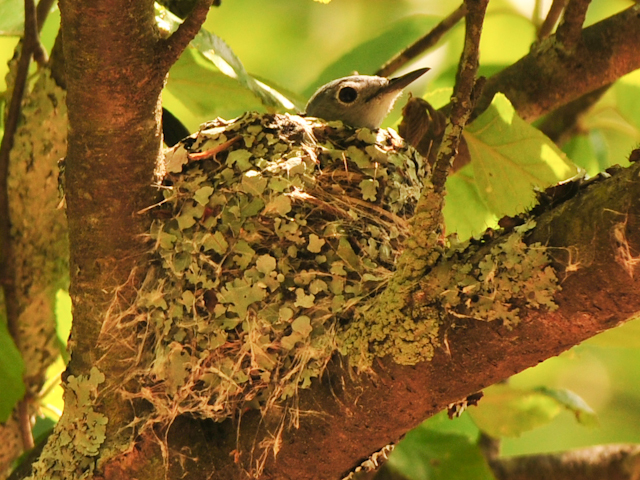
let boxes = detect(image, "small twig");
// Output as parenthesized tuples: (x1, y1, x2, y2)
(537, 0, 567, 41)
(36, 0, 56, 32)
(376, 3, 467, 78)
(431, 0, 488, 194)
(0, 0, 43, 454)
(157, 0, 214, 71)
(25, 0, 47, 66)
(489, 444, 640, 480)
(17, 398, 34, 450)
(388, 0, 488, 285)
(556, 0, 592, 51)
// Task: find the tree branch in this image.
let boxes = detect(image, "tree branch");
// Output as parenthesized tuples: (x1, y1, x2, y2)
(157, 0, 213, 70)
(36, 0, 56, 32)
(473, 3, 640, 122)
(490, 444, 640, 480)
(537, 0, 567, 41)
(431, 0, 486, 194)
(0, 0, 43, 452)
(555, 0, 592, 52)
(242, 160, 640, 480)
(376, 3, 467, 78)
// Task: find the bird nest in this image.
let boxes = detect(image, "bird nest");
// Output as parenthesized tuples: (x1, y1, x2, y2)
(110, 112, 427, 426)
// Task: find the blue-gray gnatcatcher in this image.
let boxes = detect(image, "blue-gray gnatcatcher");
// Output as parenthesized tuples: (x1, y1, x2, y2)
(304, 68, 429, 130)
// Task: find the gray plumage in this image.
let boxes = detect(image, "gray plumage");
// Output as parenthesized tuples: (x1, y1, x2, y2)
(305, 68, 429, 129)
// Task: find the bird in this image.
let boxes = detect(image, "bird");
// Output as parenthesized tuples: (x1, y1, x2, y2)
(304, 67, 430, 130)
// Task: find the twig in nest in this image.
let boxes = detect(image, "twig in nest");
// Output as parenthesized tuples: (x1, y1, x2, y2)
(556, 0, 592, 52)
(376, 3, 467, 78)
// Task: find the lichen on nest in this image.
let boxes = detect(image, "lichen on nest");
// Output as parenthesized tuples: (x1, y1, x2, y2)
(110, 112, 428, 425)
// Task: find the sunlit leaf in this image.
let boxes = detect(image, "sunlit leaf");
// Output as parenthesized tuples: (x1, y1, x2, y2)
(469, 384, 561, 438)
(535, 387, 599, 427)
(564, 79, 640, 175)
(191, 28, 295, 111)
(157, 4, 294, 115)
(164, 47, 266, 131)
(0, 321, 25, 422)
(444, 164, 498, 239)
(468, 383, 598, 438)
(464, 93, 581, 217)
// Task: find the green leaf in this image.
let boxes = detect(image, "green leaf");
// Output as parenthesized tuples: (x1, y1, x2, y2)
(464, 94, 581, 217)
(157, 3, 294, 125)
(218, 277, 266, 318)
(421, 410, 481, 441)
(564, 77, 640, 176)
(0, 0, 23, 35)
(202, 231, 229, 255)
(0, 320, 25, 422)
(193, 186, 214, 206)
(387, 424, 495, 480)
(444, 164, 498, 239)
(304, 15, 440, 96)
(55, 289, 73, 348)
(535, 387, 599, 427)
(164, 47, 267, 132)
(190, 26, 294, 111)
(468, 384, 563, 438)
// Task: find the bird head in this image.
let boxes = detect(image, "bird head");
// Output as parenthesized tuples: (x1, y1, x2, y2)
(304, 67, 429, 129)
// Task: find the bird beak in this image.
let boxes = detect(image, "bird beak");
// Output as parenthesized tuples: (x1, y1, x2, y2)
(380, 67, 430, 95)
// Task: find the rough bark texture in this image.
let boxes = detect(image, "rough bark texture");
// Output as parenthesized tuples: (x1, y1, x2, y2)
(474, 4, 640, 121)
(30, 0, 167, 478)
(490, 444, 640, 480)
(60, 0, 163, 373)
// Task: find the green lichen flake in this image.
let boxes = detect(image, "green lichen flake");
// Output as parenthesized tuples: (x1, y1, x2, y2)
(425, 220, 560, 326)
(27, 367, 107, 480)
(119, 112, 427, 425)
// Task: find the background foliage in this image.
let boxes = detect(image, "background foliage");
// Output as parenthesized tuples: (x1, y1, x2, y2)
(1, 0, 640, 478)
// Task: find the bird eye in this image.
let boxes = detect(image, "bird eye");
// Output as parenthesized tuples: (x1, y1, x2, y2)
(338, 86, 358, 104)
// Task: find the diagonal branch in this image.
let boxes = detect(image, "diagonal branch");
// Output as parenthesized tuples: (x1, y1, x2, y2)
(376, 3, 467, 78)
(157, 0, 213, 71)
(537, 83, 610, 143)
(473, 3, 640, 123)
(490, 444, 640, 480)
(430, 0, 486, 194)
(537, 0, 567, 41)
(555, 0, 592, 52)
